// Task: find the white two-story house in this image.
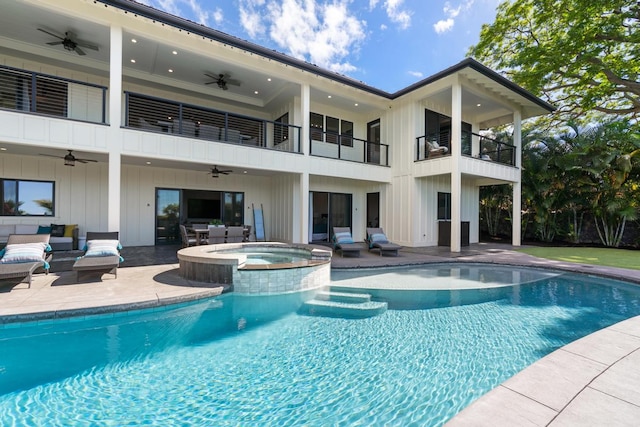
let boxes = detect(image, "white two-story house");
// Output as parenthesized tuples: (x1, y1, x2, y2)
(0, 0, 553, 251)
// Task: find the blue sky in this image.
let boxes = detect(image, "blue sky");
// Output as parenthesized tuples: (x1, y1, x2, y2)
(139, 0, 501, 93)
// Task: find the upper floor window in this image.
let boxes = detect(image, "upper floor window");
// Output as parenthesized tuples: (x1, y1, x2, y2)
(274, 113, 289, 145)
(310, 112, 354, 146)
(310, 112, 324, 141)
(1, 179, 55, 216)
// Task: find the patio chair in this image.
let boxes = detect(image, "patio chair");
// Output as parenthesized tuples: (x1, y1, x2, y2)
(208, 227, 227, 244)
(0, 234, 52, 288)
(332, 227, 361, 257)
(72, 232, 122, 281)
(226, 226, 244, 243)
(198, 124, 220, 140)
(428, 139, 448, 157)
(243, 225, 252, 242)
(366, 228, 401, 256)
(179, 225, 198, 248)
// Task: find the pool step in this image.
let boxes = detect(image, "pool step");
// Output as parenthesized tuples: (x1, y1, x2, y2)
(315, 290, 372, 304)
(301, 291, 387, 319)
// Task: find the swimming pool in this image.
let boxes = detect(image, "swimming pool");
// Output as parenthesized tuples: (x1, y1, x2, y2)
(1, 264, 640, 426)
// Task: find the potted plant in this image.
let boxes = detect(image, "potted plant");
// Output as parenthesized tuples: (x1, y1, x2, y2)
(208, 219, 224, 229)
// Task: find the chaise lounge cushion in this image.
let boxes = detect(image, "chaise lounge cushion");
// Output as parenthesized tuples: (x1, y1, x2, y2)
(0, 242, 48, 264)
(84, 239, 121, 258)
(368, 233, 388, 248)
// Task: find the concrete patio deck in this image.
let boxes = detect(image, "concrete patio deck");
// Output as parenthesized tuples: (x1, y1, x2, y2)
(1, 242, 639, 426)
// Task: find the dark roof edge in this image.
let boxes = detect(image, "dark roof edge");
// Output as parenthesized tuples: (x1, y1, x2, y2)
(392, 58, 555, 112)
(97, 0, 392, 98)
(98, 1, 554, 112)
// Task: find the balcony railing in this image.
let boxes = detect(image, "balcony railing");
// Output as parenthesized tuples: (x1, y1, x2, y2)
(125, 92, 302, 153)
(310, 131, 389, 166)
(0, 65, 107, 124)
(476, 134, 515, 166)
(415, 130, 515, 166)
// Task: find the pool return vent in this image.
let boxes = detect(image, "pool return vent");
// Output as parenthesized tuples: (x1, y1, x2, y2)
(300, 290, 387, 318)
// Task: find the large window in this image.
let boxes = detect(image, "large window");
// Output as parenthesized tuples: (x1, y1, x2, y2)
(1, 179, 55, 216)
(437, 192, 451, 220)
(310, 112, 354, 146)
(274, 113, 289, 145)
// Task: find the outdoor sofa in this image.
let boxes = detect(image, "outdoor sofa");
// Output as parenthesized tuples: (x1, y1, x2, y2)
(0, 224, 78, 251)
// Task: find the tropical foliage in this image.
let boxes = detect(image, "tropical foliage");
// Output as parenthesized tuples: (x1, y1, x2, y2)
(480, 120, 640, 247)
(470, 0, 640, 122)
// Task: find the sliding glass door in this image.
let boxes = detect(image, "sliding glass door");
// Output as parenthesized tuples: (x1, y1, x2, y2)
(309, 191, 352, 243)
(155, 188, 181, 245)
(155, 188, 245, 244)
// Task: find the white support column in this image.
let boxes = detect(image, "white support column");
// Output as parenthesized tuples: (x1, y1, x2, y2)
(108, 25, 123, 233)
(450, 80, 462, 252)
(300, 84, 310, 156)
(298, 172, 309, 243)
(512, 110, 523, 246)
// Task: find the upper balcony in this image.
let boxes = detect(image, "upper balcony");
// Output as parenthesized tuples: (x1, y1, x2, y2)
(415, 129, 515, 166)
(0, 65, 107, 125)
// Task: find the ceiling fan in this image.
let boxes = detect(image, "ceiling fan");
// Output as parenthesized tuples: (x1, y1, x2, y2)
(39, 150, 98, 166)
(207, 165, 233, 178)
(204, 72, 241, 90)
(38, 28, 99, 56)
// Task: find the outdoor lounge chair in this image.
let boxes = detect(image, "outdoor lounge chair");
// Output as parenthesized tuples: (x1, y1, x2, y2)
(72, 232, 121, 281)
(366, 227, 401, 256)
(332, 227, 361, 257)
(0, 234, 52, 288)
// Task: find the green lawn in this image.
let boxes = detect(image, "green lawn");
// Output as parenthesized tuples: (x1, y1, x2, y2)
(519, 246, 640, 270)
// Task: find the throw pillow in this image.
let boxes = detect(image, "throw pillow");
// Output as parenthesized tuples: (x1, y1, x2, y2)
(334, 232, 354, 245)
(0, 243, 46, 264)
(84, 239, 120, 257)
(369, 233, 388, 248)
(50, 224, 66, 237)
(63, 224, 77, 238)
(37, 225, 52, 234)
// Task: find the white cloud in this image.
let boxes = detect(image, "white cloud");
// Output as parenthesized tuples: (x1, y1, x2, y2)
(433, 0, 475, 34)
(384, 0, 411, 29)
(433, 18, 454, 34)
(263, 0, 366, 73)
(408, 70, 423, 78)
(212, 7, 223, 25)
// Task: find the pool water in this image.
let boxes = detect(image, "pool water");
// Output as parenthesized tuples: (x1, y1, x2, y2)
(1, 266, 640, 426)
(244, 252, 307, 265)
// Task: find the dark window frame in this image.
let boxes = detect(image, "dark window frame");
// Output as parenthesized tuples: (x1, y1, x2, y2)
(437, 192, 451, 220)
(1, 178, 55, 216)
(274, 112, 289, 145)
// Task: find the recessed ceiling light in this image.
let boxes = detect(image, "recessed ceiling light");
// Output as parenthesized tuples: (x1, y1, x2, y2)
(354, 103, 359, 107)
(172, 50, 178, 55)
(168, 69, 173, 73)
(267, 78, 272, 82)
(243, 171, 247, 174)
(327, 95, 332, 99)
(130, 59, 136, 63)
(254, 90, 259, 94)
(131, 38, 137, 43)
(476, 103, 482, 107)
(145, 161, 151, 165)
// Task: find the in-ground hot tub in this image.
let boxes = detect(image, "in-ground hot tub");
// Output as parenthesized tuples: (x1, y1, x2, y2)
(177, 242, 332, 294)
